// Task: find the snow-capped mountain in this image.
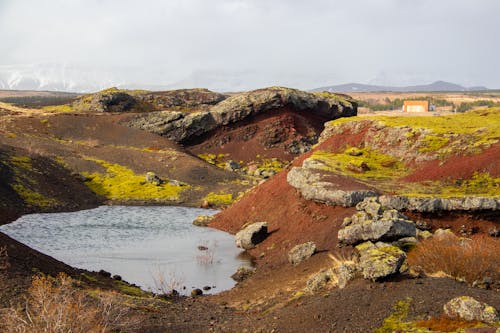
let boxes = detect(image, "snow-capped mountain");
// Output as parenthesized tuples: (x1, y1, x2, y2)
(0, 64, 121, 92)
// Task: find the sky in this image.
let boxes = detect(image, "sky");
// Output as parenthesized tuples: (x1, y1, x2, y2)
(1, 0, 499, 91)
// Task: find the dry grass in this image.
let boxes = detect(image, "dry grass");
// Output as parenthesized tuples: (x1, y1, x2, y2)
(0, 246, 9, 285)
(151, 268, 185, 295)
(0, 273, 131, 333)
(407, 234, 500, 284)
(415, 315, 481, 331)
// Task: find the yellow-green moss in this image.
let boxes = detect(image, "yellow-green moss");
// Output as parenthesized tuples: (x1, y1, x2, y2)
(418, 135, 449, 153)
(313, 91, 353, 108)
(401, 172, 500, 198)
(114, 280, 147, 297)
(42, 104, 73, 113)
(310, 147, 407, 180)
(374, 298, 426, 333)
(203, 192, 234, 206)
(12, 184, 58, 208)
(10, 155, 33, 170)
(82, 158, 186, 201)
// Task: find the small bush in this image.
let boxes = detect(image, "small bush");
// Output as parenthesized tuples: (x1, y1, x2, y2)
(407, 234, 499, 284)
(1, 273, 130, 332)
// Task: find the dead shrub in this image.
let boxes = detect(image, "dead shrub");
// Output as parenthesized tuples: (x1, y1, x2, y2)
(407, 234, 499, 284)
(0, 273, 131, 333)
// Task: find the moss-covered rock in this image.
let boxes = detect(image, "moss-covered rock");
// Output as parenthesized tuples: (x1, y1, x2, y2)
(356, 241, 407, 281)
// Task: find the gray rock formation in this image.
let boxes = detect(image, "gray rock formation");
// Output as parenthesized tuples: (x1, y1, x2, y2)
(127, 87, 356, 144)
(235, 222, 268, 250)
(288, 241, 317, 265)
(338, 197, 416, 246)
(286, 167, 378, 207)
(444, 296, 498, 323)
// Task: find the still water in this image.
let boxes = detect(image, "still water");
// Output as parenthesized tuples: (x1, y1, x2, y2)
(0, 206, 251, 294)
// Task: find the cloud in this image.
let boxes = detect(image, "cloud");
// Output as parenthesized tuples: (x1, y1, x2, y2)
(1, 0, 499, 91)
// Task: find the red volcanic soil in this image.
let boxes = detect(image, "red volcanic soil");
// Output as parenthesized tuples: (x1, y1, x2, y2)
(402, 142, 500, 182)
(210, 165, 356, 268)
(187, 107, 329, 163)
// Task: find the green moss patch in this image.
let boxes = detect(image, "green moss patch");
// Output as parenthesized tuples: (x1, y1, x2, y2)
(82, 158, 186, 201)
(401, 172, 500, 198)
(8, 155, 59, 208)
(203, 192, 235, 206)
(310, 147, 408, 181)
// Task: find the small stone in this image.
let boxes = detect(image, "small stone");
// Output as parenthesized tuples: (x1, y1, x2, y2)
(193, 215, 214, 227)
(288, 241, 317, 265)
(203, 286, 211, 291)
(231, 266, 255, 282)
(191, 288, 203, 297)
(145, 171, 163, 186)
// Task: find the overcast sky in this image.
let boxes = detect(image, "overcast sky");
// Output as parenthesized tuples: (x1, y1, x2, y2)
(1, 0, 499, 91)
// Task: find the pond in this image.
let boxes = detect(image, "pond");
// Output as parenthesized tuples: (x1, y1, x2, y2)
(0, 206, 251, 295)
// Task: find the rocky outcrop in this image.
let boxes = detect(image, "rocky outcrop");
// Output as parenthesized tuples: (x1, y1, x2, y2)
(355, 241, 407, 281)
(287, 167, 378, 207)
(288, 155, 500, 212)
(444, 296, 498, 323)
(72, 88, 137, 113)
(136, 89, 226, 109)
(127, 87, 356, 144)
(73, 88, 225, 113)
(235, 222, 268, 250)
(378, 195, 500, 212)
(288, 241, 316, 265)
(338, 197, 416, 246)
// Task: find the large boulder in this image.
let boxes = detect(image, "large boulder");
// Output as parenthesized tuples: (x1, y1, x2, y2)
(235, 222, 268, 250)
(338, 197, 416, 246)
(355, 241, 407, 281)
(444, 296, 498, 323)
(288, 241, 316, 265)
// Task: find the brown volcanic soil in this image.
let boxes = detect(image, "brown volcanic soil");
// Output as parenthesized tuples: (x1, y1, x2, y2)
(187, 107, 328, 163)
(0, 112, 250, 206)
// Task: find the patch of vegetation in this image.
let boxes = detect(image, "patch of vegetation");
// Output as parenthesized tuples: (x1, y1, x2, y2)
(313, 91, 353, 108)
(375, 108, 500, 146)
(0, 273, 129, 332)
(310, 147, 408, 180)
(418, 135, 449, 153)
(374, 298, 420, 333)
(82, 158, 186, 201)
(114, 280, 147, 297)
(402, 172, 500, 197)
(203, 192, 235, 206)
(408, 234, 500, 285)
(8, 155, 59, 208)
(0, 95, 77, 108)
(42, 104, 73, 112)
(415, 316, 483, 332)
(197, 153, 229, 168)
(456, 99, 500, 113)
(12, 184, 58, 208)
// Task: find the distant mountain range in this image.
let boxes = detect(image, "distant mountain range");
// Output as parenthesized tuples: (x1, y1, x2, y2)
(311, 81, 489, 93)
